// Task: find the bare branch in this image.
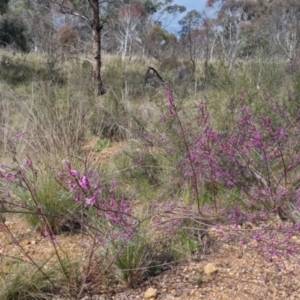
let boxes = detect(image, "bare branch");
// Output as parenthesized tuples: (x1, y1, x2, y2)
(50, 0, 90, 24)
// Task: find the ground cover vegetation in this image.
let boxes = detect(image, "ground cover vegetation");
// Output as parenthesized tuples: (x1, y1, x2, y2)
(1, 0, 300, 298)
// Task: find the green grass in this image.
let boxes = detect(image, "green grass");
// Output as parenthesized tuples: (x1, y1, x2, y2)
(0, 264, 59, 300)
(113, 235, 156, 288)
(8, 164, 81, 234)
(92, 138, 111, 152)
(168, 227, 202, 259)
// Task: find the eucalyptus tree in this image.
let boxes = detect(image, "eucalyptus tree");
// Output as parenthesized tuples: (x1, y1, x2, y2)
(140, 0, 185, 61)
(179, 10, 202, 73)
(266, 0, 300, 61)
(146, 23, 177, 61)
(208, 0, 258, 70)
(113, 2, 147, 60)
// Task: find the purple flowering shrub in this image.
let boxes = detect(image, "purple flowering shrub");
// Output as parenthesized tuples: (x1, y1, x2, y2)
(162, 83, 300, 266)
(56, 158, 139, 242)
(0, 156, 139, 241)
(0, 155, 142, 296)
(189, 101, 300, 216)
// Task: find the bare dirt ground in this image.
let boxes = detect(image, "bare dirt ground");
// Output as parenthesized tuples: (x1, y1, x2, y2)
(112, 243, 300, 300)
(83, 139, 122, 164)
(2, 214, 300, 300)
(98, 235, 300, 300)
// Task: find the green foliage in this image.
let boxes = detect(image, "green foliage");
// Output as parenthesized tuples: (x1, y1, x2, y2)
(11, 166, 81, 234)
(0, 54, 65, 85)
(141, 0, 158, 14)
(179, 9, 201, 36)
(127, 151, 160, 185)
(0, 0, 8, 15)
(160, 56, 180, 72)
(0, 264, 58, 300)
(89, 59, 148, 140)
(291, 72, 300, 113)
(0, 15, 30, 52)
(103, 57, 147, 99)
(164, 3, 186, 15)
(168, 227, 202, 259)
(146, 24, 177, 61)
(93, 138, 111, 152)
(202, 61, 218, 89)
(113, 236, 156, 288)
(199, 185, 240, 206)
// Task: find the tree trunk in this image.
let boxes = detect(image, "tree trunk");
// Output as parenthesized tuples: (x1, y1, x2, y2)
(91, 0, 104, 96)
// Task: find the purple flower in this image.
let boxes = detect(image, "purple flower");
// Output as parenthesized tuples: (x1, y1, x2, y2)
(1, 173, 15, 181)
(69, 169, 78, 177)
(85, 197, 95, 205)
(68, 182, 77, 191)
(43, 231, 50, 237)
(252, 132, 261, 146)
(79, 175, 90, 188)
(230, 135, 237, 144)
(75, 195, 82, 202)
(227, 180, 234, 187)
(253, 233, 261, 241)
(85, 188, 100, 205)
(24, 156, 32, 168)
(278, 128, 285, 137)
(165, 83, 175, 116)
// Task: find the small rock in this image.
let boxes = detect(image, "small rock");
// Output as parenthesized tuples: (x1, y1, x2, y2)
(144, 287, 157, 299)
(204, 263, 217, 275)
(170, 289, 176, 295)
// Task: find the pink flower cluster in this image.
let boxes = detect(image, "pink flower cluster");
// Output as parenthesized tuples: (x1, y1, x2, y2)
(58, 159, 137, 241)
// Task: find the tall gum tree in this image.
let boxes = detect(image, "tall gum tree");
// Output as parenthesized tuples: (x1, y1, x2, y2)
(114, 2, 146, 60)
(179, 10, 202, 74)
(207, 0, 258, 70)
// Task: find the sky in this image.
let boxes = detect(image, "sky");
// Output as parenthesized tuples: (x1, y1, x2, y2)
(174, 0, 207, 12)
(166, 0, 208, 33)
